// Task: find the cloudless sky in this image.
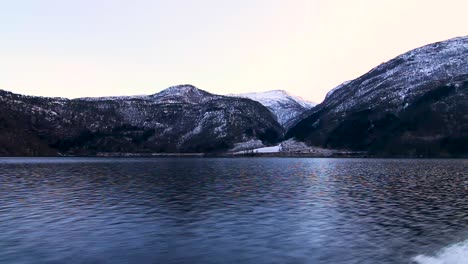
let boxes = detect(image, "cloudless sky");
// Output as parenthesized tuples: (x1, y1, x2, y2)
(0, 0, 467, 103)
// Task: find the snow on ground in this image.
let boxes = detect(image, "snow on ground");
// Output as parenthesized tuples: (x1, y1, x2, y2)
(232, 144, 281, 154)
(231, 139, 364, 156)
(230, 140, 265, 152)
(254, 145, 282, 153)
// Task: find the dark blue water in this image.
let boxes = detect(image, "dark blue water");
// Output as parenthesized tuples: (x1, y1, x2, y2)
(0, 158, 466, 264)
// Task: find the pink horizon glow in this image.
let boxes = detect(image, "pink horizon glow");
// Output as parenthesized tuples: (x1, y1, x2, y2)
(0, 0, 467, 103)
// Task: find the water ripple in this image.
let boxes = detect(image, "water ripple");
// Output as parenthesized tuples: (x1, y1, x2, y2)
(0, 158, 466, 264)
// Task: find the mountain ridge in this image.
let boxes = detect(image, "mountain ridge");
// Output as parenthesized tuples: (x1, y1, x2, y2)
(0, 85, 284, 156)
(287, 35, 468, 157)
(231, 90, 316, 128)
(0, 36, 466, 157)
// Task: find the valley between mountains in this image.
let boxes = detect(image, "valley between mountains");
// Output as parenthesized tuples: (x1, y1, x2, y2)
(0, 36, 466, 157)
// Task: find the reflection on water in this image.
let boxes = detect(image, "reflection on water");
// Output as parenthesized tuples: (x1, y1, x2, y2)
(0, 158, 466, 264)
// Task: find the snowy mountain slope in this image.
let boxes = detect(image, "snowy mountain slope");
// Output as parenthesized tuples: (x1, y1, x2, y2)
(78, 85, 219, 103)
(0, 85, 283, 156)
(231, 90, 316, 128)
(325, 81, 351, 99)
(151, 84, 222, 104)
(287, 36, 468, 157)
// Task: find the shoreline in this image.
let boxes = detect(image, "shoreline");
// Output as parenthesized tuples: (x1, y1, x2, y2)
(0, 152, 465, 159)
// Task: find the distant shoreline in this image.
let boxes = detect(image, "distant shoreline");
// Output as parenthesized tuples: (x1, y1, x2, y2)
(0, 152, 465, 159)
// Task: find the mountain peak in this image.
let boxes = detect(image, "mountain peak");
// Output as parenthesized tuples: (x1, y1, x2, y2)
(160, 84, 203, 94)
(262, 89, 289, 95)
(152, 84, 215, 104)
(235, 90, 315, 108)
(231, 90, 316, 127)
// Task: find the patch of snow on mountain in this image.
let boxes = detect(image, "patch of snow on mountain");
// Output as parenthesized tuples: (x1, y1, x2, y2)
(325, 81, 352, 99)
(230, 140, 265, 152)
(152, 84, 219, 104)
(78, 95, 149, 101)
(231, 90, 316, 127)
(237, 90, 315, 108)
(233, 144, 281, 154)
(254, 145, 282, 153)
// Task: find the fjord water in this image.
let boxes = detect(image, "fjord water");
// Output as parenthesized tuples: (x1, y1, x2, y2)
(0, 158, 466, 264)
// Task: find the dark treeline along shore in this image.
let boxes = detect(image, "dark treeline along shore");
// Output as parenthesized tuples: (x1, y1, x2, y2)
(0, 36, 467, 158)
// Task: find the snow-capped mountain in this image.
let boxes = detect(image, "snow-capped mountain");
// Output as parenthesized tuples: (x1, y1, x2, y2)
(1, 36, 466, 157)
(79, 84, 219, 104)
(231, 90, 316, 128)
(0, 85, 283, 156)
(287, 36, 468, 157)
(151, 84, 221, 104)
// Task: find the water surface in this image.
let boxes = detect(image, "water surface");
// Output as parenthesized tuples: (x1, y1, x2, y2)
(0, 158, 466, 264)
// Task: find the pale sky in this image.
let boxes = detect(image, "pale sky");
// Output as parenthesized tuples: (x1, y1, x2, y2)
(0, 0, 466, 103)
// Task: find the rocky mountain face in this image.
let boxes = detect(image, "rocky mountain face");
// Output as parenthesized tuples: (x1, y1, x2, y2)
(232, 90, 315, 128)
(0, 85, 283, 156)
(287, 36, 468, 157)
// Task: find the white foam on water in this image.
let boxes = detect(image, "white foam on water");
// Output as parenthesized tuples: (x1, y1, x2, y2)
(413, 240, 468, 264)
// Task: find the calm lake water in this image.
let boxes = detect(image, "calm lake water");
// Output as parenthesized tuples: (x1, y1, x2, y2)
(0, 158, 466, 264)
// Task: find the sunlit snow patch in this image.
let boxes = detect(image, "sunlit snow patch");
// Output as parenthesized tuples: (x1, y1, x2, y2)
(413, 239, 468, 264)
(253, 145, 281, 153)
(233, 145, 282, 154)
